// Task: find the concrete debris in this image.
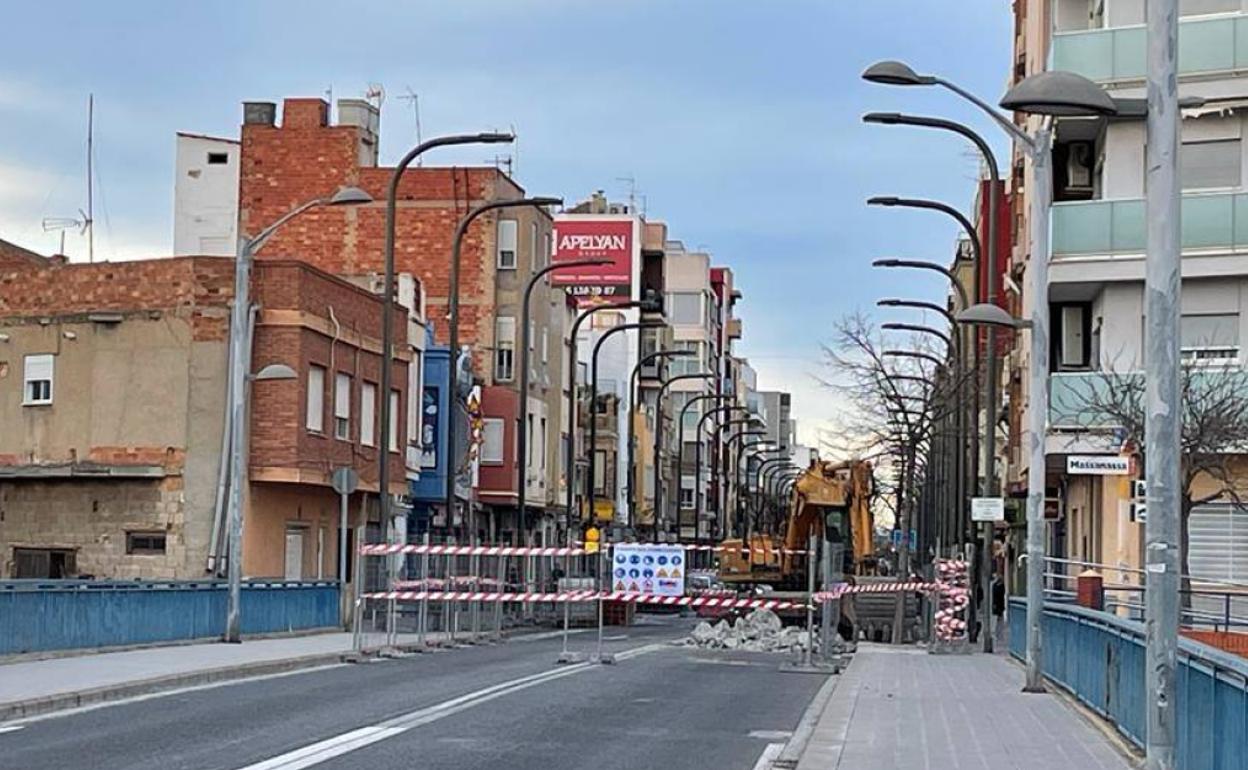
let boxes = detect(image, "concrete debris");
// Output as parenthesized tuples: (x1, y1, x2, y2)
(685, 609, 817, 653)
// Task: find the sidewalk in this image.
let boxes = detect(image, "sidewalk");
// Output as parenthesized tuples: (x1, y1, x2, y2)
(796, 645, 1137, 770)
(0, 629, 457, 722)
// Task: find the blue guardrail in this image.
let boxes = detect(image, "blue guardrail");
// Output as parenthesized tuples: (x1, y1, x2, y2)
(0, 579, 340, 655)
(1009, 598, 1248, 769)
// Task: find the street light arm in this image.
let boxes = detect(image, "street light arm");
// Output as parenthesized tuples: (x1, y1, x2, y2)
(878, 298, 957, 327)
(880, 321, 954, 356)
(872, 259, 969, 309)
(932, 77, 1037, 149)
(862, 112, 999, 188)
(247, 198, 325, 254)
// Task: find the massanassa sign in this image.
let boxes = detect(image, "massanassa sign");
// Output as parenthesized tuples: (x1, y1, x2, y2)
(551, 218, 635, 307)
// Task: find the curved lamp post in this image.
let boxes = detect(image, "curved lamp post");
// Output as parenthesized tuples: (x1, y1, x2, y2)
(627, 350, 695, 528)
(675, 393, 730, 540)
(651, 373, 716, 538)
(696, 405, 749, 543)
(226, 185, 372, 644)
(517, 257, 607, 543)
(378, 132, 512, 555)
(587, 320, 665, 532)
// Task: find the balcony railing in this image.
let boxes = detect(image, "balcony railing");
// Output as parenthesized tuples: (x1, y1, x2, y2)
(1053, 191, 1248, 258)
(1053, 13, 1248, 82)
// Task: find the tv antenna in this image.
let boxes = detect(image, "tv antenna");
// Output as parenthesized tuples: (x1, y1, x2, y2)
(85, 94, 95, 262)
(41, 214, 88, 256)
(397, 86, 423, 163)
(615, 175, 637, 212)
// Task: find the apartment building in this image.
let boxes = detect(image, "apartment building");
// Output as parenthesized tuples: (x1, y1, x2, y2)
(0, 256, 408, 580)
(1010, 0, 1248, 582)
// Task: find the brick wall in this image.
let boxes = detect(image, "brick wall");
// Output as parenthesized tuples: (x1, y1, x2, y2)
(238, 98, 519, 358)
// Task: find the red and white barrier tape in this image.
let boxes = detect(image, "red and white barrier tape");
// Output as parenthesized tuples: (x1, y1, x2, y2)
(362, 589, 805, 610)
(360, 544, 587, 557)
(812, 581, 941, 602)
(392, 577, 506, 590)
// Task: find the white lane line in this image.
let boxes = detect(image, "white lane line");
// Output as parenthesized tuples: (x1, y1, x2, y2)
(748, 730, 792, 740)
(751, 742, 785, 770)
(512, 629, 589, 643)
(234, 643, 662, 770)
(0, 725, 27, 735)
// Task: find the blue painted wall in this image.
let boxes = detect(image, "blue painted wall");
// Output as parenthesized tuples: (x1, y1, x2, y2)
(0, 580, 339, 655)
(410, 341, 449, 529)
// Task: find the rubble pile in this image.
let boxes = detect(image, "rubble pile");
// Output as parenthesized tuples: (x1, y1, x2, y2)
(685, 609, 816, 653)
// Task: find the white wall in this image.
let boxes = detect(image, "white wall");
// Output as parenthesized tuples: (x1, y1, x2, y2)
(1095, 278, 1248, 369)
(173, 134, 239, 256)
(1102, 113, 1245, 199)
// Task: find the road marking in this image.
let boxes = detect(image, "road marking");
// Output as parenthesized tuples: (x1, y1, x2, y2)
(749, 730, 792, 740)
(233, 644, 662, 770)
(0, 725, 26, 735)
(751, 742, 785, 770)
(511, 629, 589, 643)
(601, 634, 629, 641)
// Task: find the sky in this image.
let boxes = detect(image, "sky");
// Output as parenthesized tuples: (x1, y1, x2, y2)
(0, 1, 1013, 450)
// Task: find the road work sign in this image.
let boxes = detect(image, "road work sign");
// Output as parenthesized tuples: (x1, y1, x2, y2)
(611, 544, 685, 597)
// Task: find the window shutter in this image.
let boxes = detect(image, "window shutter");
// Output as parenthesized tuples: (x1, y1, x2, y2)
(335, 374, 351, 418)
(360, 383, 377, 446)
(24, 354, 53, 382)
(306, 366, 325, 431)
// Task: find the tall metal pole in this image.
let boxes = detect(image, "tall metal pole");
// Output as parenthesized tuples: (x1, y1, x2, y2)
(651, 373, 715, 538)
(518, 257, 602, 544)
(697, 406, 745, 544)
(588, 322, 661, 531)
(381, 132, 512, 554)
(1144, 1, 1181, 765)
(676, 393, 727, 539)
(443, 196, 559, 540)
(627, 350, 692, 529)
(1023, 129, 1053, 691)
(224, 240, 254, 643)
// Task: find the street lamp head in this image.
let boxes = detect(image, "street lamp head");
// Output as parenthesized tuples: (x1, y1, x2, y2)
(872, 258, 902, 268)
(862, 111, 903, 125)
(956, 302, 1030, 329)
(528, 196, 564, 208)
(876, 298, 902, 307)
(475, 131, 516, 144)
(326, 186, 373, 206)
(862, 60, 936, 87)
(867, 196, 900, 207)
(1000, 71, 1117, 117)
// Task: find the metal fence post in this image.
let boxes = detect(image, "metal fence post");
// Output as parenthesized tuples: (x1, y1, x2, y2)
(495, 553, 505, 641)
(419, 532, 430, 646)
(470, 538, 481, 641)
(351, 523, 365, 653)
(805, 534, 816, 667)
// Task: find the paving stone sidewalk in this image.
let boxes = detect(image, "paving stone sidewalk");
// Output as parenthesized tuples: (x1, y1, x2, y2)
(796, 644, 1138, 770)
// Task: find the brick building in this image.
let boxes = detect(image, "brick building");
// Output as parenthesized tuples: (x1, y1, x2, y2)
(0, 256, 408, 580)
(230, 97, 563, 542)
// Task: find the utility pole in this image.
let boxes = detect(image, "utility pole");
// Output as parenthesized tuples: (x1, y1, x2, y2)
(1144, 0, 1181, 767)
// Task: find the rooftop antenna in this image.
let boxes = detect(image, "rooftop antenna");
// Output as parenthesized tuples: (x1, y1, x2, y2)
(41, 214, 87, 256)
(615, 175, 637, 212)
(396, 87, 423, 160)
(86, 93, 95, 263)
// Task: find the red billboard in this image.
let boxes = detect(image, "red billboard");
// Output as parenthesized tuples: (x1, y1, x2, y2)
(551, 219, 633, 307)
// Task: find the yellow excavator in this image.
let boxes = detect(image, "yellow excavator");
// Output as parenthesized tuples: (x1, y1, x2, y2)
(718, 459, 875, 588)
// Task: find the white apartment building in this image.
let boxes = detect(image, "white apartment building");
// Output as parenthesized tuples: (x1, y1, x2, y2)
(172, 132, 239, 256)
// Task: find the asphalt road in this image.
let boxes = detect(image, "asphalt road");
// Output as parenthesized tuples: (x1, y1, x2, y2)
(0, 616, 828, 770)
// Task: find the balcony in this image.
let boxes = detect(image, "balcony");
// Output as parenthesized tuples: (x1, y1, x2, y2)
(1053, 13, 1248, 83)
(1053, 191, 1248, 258)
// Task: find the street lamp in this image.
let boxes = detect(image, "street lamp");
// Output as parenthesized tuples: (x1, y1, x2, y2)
(696, 405, 748, 543)
(587, 321, 665, 533)
(652, 373, 716, 538)
(675, 393, 729, 541)
(377, 132, 513, 564)
(517, 257, 609, 544)
(717, 420, 763, 537)
(866, 54, 1117, 684)
(627, 350, 695, 528)
(444, 196, 562, 539)
(224, 185, 372, 644)
(562, 300, 657, 533)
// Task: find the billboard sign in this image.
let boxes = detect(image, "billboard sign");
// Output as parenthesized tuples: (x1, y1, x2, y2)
(551, 218, 634, 307)
(611, 544, 685, 597)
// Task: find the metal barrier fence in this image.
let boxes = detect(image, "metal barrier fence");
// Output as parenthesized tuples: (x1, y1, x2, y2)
(1040, 556, 1248, 631)
(1008, 598, 1248, 768)
(0, 579, 340, 655)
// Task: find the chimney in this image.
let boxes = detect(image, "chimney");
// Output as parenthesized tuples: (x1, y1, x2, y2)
(337, 99, 380, 167)
(591, 190, 607, 214)
(243, 101, 277, 127)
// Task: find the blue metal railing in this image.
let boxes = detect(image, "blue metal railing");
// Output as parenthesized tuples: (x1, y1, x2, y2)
(0, 579, 340, 655)
(1009, 599, 1248, 769)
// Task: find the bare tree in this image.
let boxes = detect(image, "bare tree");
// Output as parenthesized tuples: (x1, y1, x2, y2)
(1057, 361, 1248, 588)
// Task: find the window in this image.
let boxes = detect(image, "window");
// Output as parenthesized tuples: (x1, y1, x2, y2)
(594, 450, 608, 493)
(680, 475, 696, 509)
(360, 382, 377, 446)
(1054, 304, 1090, 370)
(529, 320, 536, 352)
(530, 222, 539, 268)
(23, 354, 53, 405)
(1180, 0, 1239, 18)
(539, 417, 547, 470)
(407, 356, 421, 451)
(1181, 313, 1239, 363)
(541, 327, 549, 364)
(334, 373, 351, 440)
(497, 220, 518, 269)
(481, 418, 505, 463)
(495, 317, 516, 382)
(206, 151, 229, 165)
(126, 531, 167, 555)
(306, 366, 326, 432)
(527, 414, 536, 469)
(670, 341, 705, 376)
(1181, 139, 1241, 191)
(542, 232, 551, 270)
(389, 390, 400, 452)
(13, 548, 76, 578)
(669, 292, 703, 325)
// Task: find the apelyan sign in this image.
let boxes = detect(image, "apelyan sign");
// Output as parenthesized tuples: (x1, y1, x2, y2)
(551, 218, 634, 307)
